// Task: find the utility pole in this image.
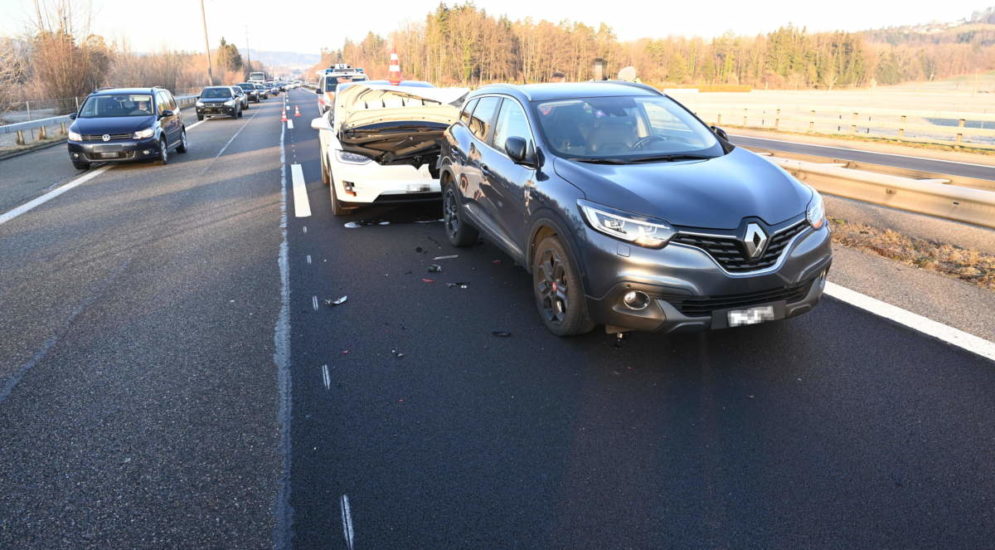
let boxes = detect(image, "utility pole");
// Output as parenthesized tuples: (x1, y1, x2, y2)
(200, 0, 214, 85)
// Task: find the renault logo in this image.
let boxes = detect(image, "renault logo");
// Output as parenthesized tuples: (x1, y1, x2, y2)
(101, 134, 110, 142)
(743, 223, 768, 259)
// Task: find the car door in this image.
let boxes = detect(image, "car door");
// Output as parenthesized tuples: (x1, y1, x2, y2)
(481, 96, 537, 251)
(458, 96, 503, 238)
(156, 91, 176, 144)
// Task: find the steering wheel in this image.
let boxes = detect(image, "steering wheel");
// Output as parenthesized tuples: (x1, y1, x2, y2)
(632, 135, 668, 150)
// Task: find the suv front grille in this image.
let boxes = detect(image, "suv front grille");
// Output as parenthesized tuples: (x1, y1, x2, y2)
(664, 279, 815, 317)
(672, 221, 808, 273)
(82, 133, 132, 141)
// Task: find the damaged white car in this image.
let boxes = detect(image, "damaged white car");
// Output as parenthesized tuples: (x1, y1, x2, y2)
(310, 83, 469, 215)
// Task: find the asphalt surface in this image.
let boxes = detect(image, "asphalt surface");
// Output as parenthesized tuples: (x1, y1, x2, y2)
(730, 133, 995, 181)
(1, 88, 994, 549)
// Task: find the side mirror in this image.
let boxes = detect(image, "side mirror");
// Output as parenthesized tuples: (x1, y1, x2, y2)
(711, 125, 728, 140)
(314, 88, 321, 94)
(68, 113, 76, 120)
(504, 137, 536, 167)
(310, 117, 331, 131)
(160, 110, 175, 118)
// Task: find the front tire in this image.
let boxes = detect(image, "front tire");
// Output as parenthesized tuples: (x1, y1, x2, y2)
(532, 236, 595, 336)
(443, 182, 478, 247)
(329, 179, 355, 216)
(319, 152, 330, 186)
(158, 138, 168, 165)
(72, 159, 90, 170)
(196, 113, 204, 121)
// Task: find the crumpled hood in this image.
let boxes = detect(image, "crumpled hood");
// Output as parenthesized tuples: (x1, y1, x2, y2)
(71, 116, 156, 135)
(553, 148, 811, 230)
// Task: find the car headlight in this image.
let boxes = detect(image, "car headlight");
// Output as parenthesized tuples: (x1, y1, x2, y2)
(806, 190, 826, 229)
(336, 150, 371, 164)
(133, 127, 154, 140)
(579, 200, 674, 248)
(225, 99, 235, 106)
(68, 130, 82, 141)
(195, 101, 204, 107)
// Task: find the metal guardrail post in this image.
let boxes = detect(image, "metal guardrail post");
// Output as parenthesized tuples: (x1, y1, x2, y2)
(809, 110, 815, 133)
(16, 130, 25, 145)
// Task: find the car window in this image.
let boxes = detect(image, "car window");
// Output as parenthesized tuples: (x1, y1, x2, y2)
(459, 98, 478, 126)
(468, 96, 501, 141)
(155, 92, 167, 114)
(492, 98, 532, 154)
(202, 88, 231, 99)
(79, 94, 154, 118)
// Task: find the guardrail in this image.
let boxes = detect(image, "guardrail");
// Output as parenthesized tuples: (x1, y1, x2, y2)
(767, 154, 995, 229)
(0, 95, 198, 145)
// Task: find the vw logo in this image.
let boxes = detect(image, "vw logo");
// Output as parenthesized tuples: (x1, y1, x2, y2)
(101, 134, 110, 142)
(743, 223, 769, 259)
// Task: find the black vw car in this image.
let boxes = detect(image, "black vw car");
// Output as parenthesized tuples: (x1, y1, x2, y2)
(195, 86, 242, 120)
(67, 87, 187, 170)
(342, 82, 832, 336)
(237, 82, 261, 102)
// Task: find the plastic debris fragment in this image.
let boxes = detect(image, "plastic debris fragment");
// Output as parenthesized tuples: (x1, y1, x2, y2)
(446, 282, 468, 289)
(391, 349, 405, 359)
(421, 278, 435, 283)
(427, 264, 442, 273)
(491, 331, 512, 337)
(323, 296, 348, 307)
(433, 255, 458, 260)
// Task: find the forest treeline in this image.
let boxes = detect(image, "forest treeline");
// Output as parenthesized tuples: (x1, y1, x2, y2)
(315, 3, 995, 88)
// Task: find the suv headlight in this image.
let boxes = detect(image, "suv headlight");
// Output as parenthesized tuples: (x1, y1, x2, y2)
(68, 130, 82, 141)
(806, 190, 826, 229)
(195, 100, 204, 107)
(336, 150, 371, 164)
(579, 200, 674, 249)
(133, 127, 154, 140)
(225, 99, 235, 106)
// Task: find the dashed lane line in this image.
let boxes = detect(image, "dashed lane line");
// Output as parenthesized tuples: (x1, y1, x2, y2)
(291, 163, 311, 218)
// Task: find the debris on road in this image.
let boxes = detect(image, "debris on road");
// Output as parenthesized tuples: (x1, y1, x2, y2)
(391, 349, 405, 359)
(492, 259, 502, 264)
(323, 296, 348, 307)
(415, 246, 425, 253)
(344, 220, 391, 229)
(433, 254, 459, 260)
(447, 282, 468, 289)
(421, 278, 435, 283)
(491, 331, 512, 337)
(427, 264, 442, 273)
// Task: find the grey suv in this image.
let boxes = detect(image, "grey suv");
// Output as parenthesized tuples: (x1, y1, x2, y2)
(435, 82, 832, 336)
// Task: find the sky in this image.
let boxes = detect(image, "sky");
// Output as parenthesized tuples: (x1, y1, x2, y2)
(1, 0, 992, 55)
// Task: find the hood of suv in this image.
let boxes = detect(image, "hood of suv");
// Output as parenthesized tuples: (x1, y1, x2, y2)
(200, 97, 232, 103)
(335, 85, 468, 165)
(554, 148, 811, 230)
(72, 115, 156, 136)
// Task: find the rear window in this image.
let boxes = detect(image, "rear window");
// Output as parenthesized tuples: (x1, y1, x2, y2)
(459, 98, 478, 125)
(468, 96, 501, 140)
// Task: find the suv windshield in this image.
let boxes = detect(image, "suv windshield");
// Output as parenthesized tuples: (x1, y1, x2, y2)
(238, 83, 254, 90)
(201, 87, 232, 98)
(533, 95, 721, 162)
(79, 94, 154, 118)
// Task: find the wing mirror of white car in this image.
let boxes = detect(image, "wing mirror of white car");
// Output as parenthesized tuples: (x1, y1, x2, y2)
(311, 117, 330, 131)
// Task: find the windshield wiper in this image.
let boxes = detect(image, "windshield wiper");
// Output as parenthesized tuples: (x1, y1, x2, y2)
(629, 154, 714, 163)
(567, 157, 629, 165)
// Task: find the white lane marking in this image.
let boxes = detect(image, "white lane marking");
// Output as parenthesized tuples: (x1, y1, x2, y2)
(187, 119, 206, 130)
(0, 166, 111, 225)
(825, 282, 995, 362)
(302, 225, 307, 234)
(321, 364, 330, 390)
(340, 494, 355, 550)
(202, 110, 260, 173)
(272, 115, 294, 550)
(286, 119, 294, 130)
(306, 255, 312, 265)
(312, 295, 319, 311)
(733, 134, 995, 170)
(291, 163, 311, 218)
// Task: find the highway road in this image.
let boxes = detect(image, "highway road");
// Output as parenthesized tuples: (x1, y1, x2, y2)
(1, 88, 994, 549)
(730, 133, 995, 181)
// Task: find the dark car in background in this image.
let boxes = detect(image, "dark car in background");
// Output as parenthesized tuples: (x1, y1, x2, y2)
(195, 86, 242, 120)
(254, 83, 270, 100)
(428, 82, 832, 336)
(230, 85, 249, 110)
(66, 87, 188, 170)
(238, 82, 261, 102)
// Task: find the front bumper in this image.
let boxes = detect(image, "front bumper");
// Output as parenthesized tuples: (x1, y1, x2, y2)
(197, 105, 237, 117)
(581, 222, 833, 333)
(331, 159, 440, 204)
(67, 138, 161, 163)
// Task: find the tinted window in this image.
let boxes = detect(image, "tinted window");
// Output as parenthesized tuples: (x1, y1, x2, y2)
(468, 96, 500, 140)
(459, 98, 479, 125)
(492, 99, 532, 153)
(79, 94, 154, 118)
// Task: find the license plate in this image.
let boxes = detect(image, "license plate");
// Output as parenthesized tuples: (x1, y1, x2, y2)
(728, 305, 776, 327)
(97, 152, 122, 159)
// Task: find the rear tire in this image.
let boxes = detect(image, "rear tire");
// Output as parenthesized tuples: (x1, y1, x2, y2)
(72, 160, 90, 170)
(176, 129, 187, 154)
(443, 182, 478, 247)
(532, 236, 595, 336)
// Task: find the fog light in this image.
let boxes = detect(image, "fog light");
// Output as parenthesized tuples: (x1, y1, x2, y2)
(142, 150, 151, 155)
(816, 269, 828, 291)
(72, 153, 79, 158)
(622, 290, 650, 311)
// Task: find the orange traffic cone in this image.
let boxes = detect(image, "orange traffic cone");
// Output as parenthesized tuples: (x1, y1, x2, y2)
(281, 110, 287, 122)
(388, 52, 402, 86)
(294, 106, 301, 117)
